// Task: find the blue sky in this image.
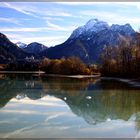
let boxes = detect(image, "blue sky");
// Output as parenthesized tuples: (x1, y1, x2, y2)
(0, 2, 140, 47)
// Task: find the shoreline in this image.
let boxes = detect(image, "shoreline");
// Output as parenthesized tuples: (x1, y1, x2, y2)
(0, 71, 140, 86)
(0, 71, 101, 79)
(102, 77, 140, 88)
(42, 74, 101, 79)
(0, 71, 45, 74)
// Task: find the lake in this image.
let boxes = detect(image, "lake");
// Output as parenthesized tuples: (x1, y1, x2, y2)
(0, 74, 140, 138)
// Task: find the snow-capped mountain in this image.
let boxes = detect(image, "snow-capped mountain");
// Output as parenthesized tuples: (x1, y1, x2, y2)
(70, 19, 134, 40)
(41, 19, 136, 64)
(16, 42, 27, 49)
(70, 19, 109, 39)
(0, 18, 137, 64)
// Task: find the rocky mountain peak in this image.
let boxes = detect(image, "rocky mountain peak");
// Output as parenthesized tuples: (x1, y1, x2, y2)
(70, 19, 109, 39)
(70, 19, 135, 40)
(84, 18, 109, 31)
(110, 23, 135, 36)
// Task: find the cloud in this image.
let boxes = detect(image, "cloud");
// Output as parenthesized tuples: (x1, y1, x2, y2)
(3, 2, 38, 17)
(44, 17, 63, 21)
(43, 10, 72, 17)
(10, 35, 67, 46)
(0, 20, 76, 46)
(1, 2, 140, 47)
(0, 24, 75, 32)
(1, 2, 74, 18)
(0, 27, 46, 32)
(0, 17, 22, 25)
(4, 33, 68, 46)
(46, 21, 76, 31)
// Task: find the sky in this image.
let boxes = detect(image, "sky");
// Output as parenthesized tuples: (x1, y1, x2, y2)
(1, 2, 140, 47)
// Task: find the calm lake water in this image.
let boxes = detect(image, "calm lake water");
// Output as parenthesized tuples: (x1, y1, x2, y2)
(0, 74, 140, 138)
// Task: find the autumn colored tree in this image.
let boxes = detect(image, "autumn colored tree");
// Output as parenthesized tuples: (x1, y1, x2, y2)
(101, 33, 140, 78)
(40, 56, 96, 75)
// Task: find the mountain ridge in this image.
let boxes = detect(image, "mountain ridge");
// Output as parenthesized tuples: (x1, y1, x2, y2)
(24, 42, 48, 55)
(0, 19, 138, 64)
(40, 19, 136, 64)
(0, 33, 32, 63)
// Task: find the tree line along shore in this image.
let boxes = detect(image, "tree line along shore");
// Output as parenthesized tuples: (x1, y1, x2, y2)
(0, 34, 140, 78)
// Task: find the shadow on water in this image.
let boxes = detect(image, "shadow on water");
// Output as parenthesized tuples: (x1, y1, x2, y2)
(1, 74, 140, 131)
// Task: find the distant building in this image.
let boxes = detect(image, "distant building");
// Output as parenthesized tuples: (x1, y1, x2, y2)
(25, 56, 35, 62)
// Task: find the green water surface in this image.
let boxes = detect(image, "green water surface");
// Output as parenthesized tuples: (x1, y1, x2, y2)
(0, 74, 140, 138)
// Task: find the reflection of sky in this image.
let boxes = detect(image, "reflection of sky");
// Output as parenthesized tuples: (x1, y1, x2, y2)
(0, 95, 139, 138)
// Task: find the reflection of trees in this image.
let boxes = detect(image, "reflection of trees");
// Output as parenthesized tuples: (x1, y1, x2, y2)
(42, 77, 98, 94)
(101, 90, 140, 120)
(1, 74, 140, 131)
(0, 77, 16, 108)
(97, 78, 140, 89)
(49, 88, 140, 126)
(0, 74, 45, 108)
(0, 75, 97, 108)
(42, 78, 140, 131)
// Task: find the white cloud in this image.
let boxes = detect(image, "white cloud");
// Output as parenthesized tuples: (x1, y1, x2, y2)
(46, 21, 76, 31)
(44, 17, 63, 21)
(6, 33, 68, 46)
(12, 36, 67, 46)
(0, 24, 75, 32)
(43, 10, 72, 17)
(0, 27, 44, 32)
(3, 2, 38, 18)
(1, 2, 74, 18)
(1, 2, 140, 47)
(0, 17, 22, 25)
(10, 27, 49, 32)
(47, 21, 64, 30)
(0, 19, 76, 46)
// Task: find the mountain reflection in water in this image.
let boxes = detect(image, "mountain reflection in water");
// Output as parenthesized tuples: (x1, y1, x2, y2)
(0, 74, 140, 137)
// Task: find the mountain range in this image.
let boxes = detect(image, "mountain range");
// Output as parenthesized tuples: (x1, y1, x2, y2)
(0, 33, 31, 63)
(41, 19, 136, 64)
(0, 19, 137, 64)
